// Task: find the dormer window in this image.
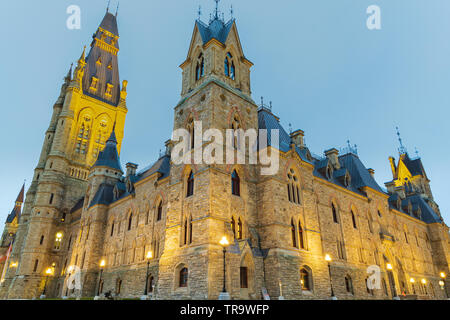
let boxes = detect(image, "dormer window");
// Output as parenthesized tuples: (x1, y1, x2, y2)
(224, 52, 235, 80)
(90, 77, 99, 92)
(105, 83, 113, 98)
(195, 53, 205, 81)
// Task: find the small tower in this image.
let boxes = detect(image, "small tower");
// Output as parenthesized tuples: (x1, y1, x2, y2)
(0, 184, 25, 247)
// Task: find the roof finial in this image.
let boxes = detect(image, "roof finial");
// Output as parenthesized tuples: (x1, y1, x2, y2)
(269, 101, 273, 111)
(288, 123, 292, 134)
(198, 5, 202, 20)
(396, 126, 407, 155)
(115, 2, 119, 17)
(415, 147, 420, 158)
(260, 96, 264, 107)
(214, 0, 220, 19)
(230, 5, 234, 19)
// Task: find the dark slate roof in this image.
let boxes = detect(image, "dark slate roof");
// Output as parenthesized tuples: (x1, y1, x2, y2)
(402, 154, 426, 177)
(100, 12, 119, 36)
(92, 130, 123, 173)
(388, 193, 442, 224)
(136, 155, 171, 182)
(89, 183, 115, 208)
(339, 154, 385, 193)
(5, 207, 19, 223)
(16, 184, 24, 203)
(196, 18, 234, 45)
(257, 107, 314, 164)
(70, 197, 85, 213)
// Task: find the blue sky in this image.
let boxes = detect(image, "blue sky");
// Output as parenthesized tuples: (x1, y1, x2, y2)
(1, 0, 449, 224)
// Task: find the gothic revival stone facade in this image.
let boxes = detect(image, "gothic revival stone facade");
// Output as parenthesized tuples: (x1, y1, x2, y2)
(0, 6, 449, 300)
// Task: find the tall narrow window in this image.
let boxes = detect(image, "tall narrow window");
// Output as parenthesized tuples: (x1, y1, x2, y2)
(240, 267, 248, 288)
(298, 221, 305, 249)
(291, 219, 297, 248)
(345, 275, 354, 294)
(332, 203, 338, 223)
(49, 193, 54, 204)
(231, 170, 240, 196)
(68, 236, 72, 250)
(157, 202, 163, 221)
(351, 210, 357, 229)
(33, 259, 39, 272)
(183, 218, 188, 245)
(224, 53, 235, 80)
(187, 119, 195, 150)
(186, 171, 194, 197)
(40, 235, 44, 245)
(287, 169, 300, 204)
(111, 222, 114, 237)
(237, 218, 243, 240)
(188, 216, 193, 244)
(128, 214, 133, 231)
(179, 268, 188, 287)
(300, 268, 311, 291)
(231, 217, 236, 239)
(195, 53, 204, 81)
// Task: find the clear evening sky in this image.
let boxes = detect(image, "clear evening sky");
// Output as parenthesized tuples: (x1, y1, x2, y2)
(1, 0, 449, 224)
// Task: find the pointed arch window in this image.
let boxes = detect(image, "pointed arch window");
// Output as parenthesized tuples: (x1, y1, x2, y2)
(351, 210, 357, 229)
(298, 221, 305, 249)
(345, 275, 354, 294)
(186, 171, 194, 197)
(231, 115, 241, 149)
(224, 52, 236, 80)
(195, 53, 205, 81)
(291, 219, 297, 248)
(183, 217, 188, 245)
(188, 216, 193, 244)
(157, 201, 163, 221)
(187, 118, 195, 150)
(287, 169, 301, 204)
(332, 203, 339, 223)
(300, 267, 312, 291)
(231, 170, 240, 196)
(128, 213, 133, 231)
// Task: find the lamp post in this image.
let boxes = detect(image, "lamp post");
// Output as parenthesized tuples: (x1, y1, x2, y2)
(141, 251, 153, 300)
(94, 259, 106, 300)
(386, 263, 400, 300)
(325, 254, 337, 300)
(440, 272, 448, 299)
(410, 277, 416, 295)
(40, 267, 53, 299)
(218, 236, 230, 300)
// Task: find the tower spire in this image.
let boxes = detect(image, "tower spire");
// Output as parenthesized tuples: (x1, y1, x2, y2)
(214, 0, 220, 19)
(115, 2, 119, 17)
(396, 126, 407, 155)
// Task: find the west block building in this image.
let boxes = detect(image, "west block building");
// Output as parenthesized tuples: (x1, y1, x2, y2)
(0, 5, 448, 300)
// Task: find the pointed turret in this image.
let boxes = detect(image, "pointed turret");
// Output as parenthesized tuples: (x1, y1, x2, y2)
(92, 128, 123, 173)
(82, 10, 121, 105)
(5, 184, 25, 224)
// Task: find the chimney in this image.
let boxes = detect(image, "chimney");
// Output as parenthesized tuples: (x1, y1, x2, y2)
(385, 181, 395, 194)
(290, 129, 305, 149)
(325, 148, 340, 170)
(126, 162, 138, 177)
(394, 185, 406, 199)
(368, 168, 375, 178)
(165, 139, 173, 156)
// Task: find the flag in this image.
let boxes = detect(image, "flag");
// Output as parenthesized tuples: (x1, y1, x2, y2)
(0, 242, 13, 283)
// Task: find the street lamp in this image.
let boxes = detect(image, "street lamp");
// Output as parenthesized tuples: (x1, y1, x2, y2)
(440, 271, 448, 299)
(141, 251, 153, 300)
(94, 259, 106, 300)
(218, 236, 230, 300)
(40, 267, 53, 299)
(386, 263, 400, 300)
(325, 254, 337, 300)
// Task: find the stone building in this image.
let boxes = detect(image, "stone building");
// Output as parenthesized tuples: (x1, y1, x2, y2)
(0, 4, 448, 300)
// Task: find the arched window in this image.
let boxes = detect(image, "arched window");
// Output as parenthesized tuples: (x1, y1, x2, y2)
(179, 268, 188, 287)
(187, 118, 195, 150)
(351, 210, 357, 229)
(195, 53, 205, 81)
(54, 232, 63, 250)
(128, 213, 133, 231)
(237, 218, 243, 240)
(291, 219, 297, 248)
(287, 169, 301, 204)
(224, 52, 235, 80)
(300, 268, 311, 291)
(231, 115, 241, 149)
(231, 217, 236, 239)
(231, 170, 240, 196)
(345, 275, 354, 294)
(157, 201, 163, 221)
(332, 203, 339, 223)
(186, 171, 194, 197)
(298, 221, 305, 249)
